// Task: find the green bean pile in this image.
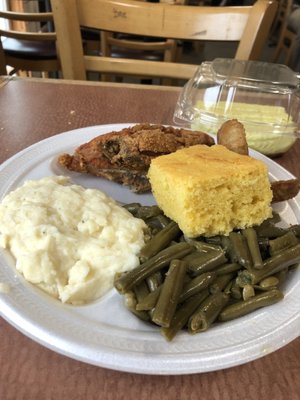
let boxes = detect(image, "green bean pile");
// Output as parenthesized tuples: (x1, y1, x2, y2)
(114, 204, 300, 341)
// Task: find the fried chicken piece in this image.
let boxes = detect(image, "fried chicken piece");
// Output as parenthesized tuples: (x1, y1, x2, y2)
(271, 179, 300, 203)
(58, 123, 215, 192)
(216, 120, 300, 203)
(217, 119, 249, 155)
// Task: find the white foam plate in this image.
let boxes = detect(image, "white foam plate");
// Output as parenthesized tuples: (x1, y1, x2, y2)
(0, 123, 299, 375)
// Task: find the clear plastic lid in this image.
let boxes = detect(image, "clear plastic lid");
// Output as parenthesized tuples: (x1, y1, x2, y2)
(173, 58, 300, 139)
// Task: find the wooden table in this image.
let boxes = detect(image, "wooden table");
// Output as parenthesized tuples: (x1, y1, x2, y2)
(0, 76, 300, 400)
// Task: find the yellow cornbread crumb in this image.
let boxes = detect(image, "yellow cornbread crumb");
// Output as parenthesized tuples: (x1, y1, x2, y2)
(148, 144, 273, 237)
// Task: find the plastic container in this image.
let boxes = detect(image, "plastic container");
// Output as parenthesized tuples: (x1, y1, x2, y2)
(173, 58, 300, 157)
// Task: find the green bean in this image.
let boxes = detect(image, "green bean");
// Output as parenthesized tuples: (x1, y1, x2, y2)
(206, 236, 222, 245)
(152, 259, 187, 328)
(242, 227, 263, 269)
(237, 242, 300, 285)
(242, 284, 255, 301)
(114, 242, 192, 294)
(133, 280, 149, 303)
(268, 212, 282, 225)
(136, 286, 161, 311)
(209, 273, 235, 294)
(215, 263, 240, 276)
(289, 224, 300, 238)
(221, 236, 237, 263)
(254, 221, 286, 238)
(257, 237, 270, 259)
(179, 271, 216, 303)
(230, 281, 243, 299)
(218, 289, 284, 322)
(224, 280, 233, 295)
(259, 276, 279, 289)
(184, 249, 227, 275)
(144, 214, 171, 232)
(124, 291, 150, 321)
(146, 271, 163, 292)
(136, 205, 162, 220)
(122, 202, 142, 216)
(188, 292, 229, 333)
(139, 221, 180, 262)
(269, 231, 299, 256)
(185, 238, 223, 253)
(229, 232, 253, 269)
(154, 214, 171, 228)
(115, 204, 295, 339)
(161, 290, 209, 341)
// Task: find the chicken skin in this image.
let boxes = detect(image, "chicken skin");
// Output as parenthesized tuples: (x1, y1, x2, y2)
(58, 123, 215, 192)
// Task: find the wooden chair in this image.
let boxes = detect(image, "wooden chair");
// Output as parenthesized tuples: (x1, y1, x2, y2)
(273, 26, 296, 66)
(0, 8, 60, 76)
(101, 32, 178, 65)
(50, 0, 278, 84)
(269, 0, 291, 45)
(84, 4, 179, 82)
(100, 32, 179, 83)
(272, 0, 296, 66)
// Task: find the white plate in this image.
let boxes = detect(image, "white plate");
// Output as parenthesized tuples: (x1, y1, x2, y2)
(0, 123, 300, 375)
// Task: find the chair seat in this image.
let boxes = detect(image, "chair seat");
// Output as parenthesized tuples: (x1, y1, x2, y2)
(2, 38, 57, 60)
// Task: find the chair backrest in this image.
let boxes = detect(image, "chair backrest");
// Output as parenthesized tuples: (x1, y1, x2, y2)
(100, 32, 178, 63)
(272, 0, 296, 66)
(0, 40, 6, 75)
(51, 0, 277, 82)
(0, 8, 59, 75)
(269, 0, 292, 44)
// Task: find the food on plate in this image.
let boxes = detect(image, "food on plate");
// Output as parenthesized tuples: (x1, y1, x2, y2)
(0, 176, 146, 304)
(148, 144, 273, 237)
(217, 289, 284, 322)
(57, 120, 299, 203)
(57, 123, 215, 193)
(115, 204, 300, 341)
(217, 119, 249, 155)
(216, 120, 300, 203)
(192, 101, 297, 156)
(271, 179, 300, 203)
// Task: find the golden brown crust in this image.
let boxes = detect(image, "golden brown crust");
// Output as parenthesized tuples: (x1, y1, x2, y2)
(217, 119, 249, 155)
(58, 123, 215, 192)
(271, 179, 300, 203)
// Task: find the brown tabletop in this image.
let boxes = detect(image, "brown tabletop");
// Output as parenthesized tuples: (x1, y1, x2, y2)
(0, 76, 300, 400)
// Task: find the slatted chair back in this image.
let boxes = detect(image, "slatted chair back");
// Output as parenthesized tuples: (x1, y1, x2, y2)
(51, 0, 277, 83)
(0, 8, 60, 76)
(272, 0, 296, 66)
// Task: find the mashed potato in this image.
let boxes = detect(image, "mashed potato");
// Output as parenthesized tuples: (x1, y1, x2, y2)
(0, 176, 146, 304)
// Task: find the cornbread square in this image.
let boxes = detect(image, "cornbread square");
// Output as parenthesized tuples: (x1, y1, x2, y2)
(148, 144, 273, 237)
